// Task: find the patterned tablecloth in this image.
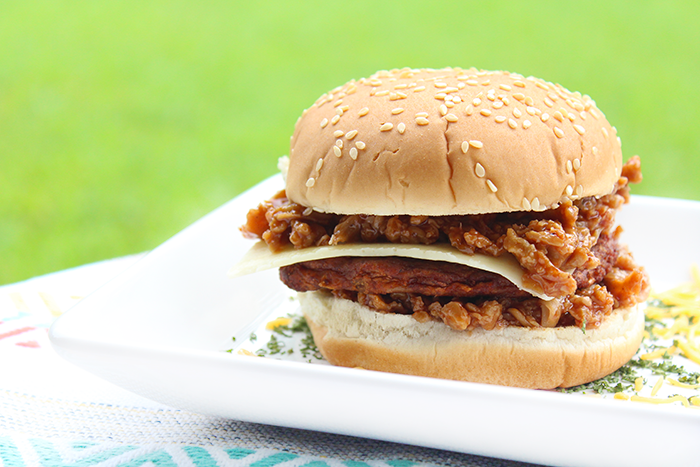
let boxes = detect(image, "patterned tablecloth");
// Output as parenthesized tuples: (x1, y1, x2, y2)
(0, 256, 538, 467)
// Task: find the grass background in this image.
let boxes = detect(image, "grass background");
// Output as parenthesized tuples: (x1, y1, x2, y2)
(1, 0, 699, 285)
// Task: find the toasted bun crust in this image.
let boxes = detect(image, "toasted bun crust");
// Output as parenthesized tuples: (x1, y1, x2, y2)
(300, 291, 644, 389)
(286, 68, 623, 215)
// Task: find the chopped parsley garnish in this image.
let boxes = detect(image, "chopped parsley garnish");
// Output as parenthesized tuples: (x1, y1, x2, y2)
(250, 314, 323, 361)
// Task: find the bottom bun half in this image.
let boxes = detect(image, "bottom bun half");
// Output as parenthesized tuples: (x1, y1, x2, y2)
(299, 291, 645, 389)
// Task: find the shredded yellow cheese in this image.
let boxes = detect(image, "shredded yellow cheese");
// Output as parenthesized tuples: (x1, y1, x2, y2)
(266, 317, 293, 330)
(634, 377, 644, 392)
(650, 376, 665, 396)
(630, 394, 690, 408)
(645, 263, 700, 376)
(237, 348, 256, 356)
(666, 378, 700, 390)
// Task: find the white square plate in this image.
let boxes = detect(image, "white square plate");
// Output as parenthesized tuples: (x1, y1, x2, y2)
(50, 175, 700, 467)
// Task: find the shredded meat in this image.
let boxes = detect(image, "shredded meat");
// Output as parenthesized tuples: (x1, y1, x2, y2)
(242, 156, 649, 330)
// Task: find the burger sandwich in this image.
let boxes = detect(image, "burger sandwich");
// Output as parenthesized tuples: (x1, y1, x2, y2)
(231, 67, 650, 389)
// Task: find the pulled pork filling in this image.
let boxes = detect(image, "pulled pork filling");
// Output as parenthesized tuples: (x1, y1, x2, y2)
(242, 156, 649, 331)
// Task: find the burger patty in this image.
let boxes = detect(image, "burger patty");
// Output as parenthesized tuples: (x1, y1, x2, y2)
(279, 233, 618, 298)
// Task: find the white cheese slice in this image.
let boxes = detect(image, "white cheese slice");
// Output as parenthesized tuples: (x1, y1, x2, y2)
(230, 241, 553, 301)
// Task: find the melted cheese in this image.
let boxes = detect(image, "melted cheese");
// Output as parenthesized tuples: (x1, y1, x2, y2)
(229, 241, 553, 300)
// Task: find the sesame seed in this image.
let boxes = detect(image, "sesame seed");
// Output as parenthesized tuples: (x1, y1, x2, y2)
(440, 104, 448, 116)
(457, 82, 466, 89)
(535, 81, 549, 91)
(461, 141, 470, 153)
(531, 197, 541, 210)
(416, 117, 430, 125)
(486, 93, 496, 102)
(467, 79, 479, 86)
(303, 207, 314, 216)
(341, 105, 349, 112)
(444, 87, 459, 93)
(548, 92, 558, 101)
(592, 146, 599, 156)
(334, 99, 343, 107)
(522, 198, 531, 210)
(486, 179, 498, 192)
(452, 95, 462, 103)
(566, 160, 573, 173)
(469, 140, 483, 149)
(349, 147, 358, 160)
(390, 91, 407, 100)
(434, 82, 447, 88)
(334, 130, 344, 138)
(475, 162, 486, 177)
(526, 106, 538, 116)
(316, 158, 324, 171)
(336, 139, 344, 149)
(524, 96, 534, 106)
(380, 122, 393, 132)
(413, 86, 426, 92)
(394, 83, 408, 89)
(415, 112, 429, 118)
(575, 185, 583, 196)
(306, 177, 315, 187)
(541, 113, 550, 122)
(370, 79, 382, 86)
(554, 126, 564, 138)
(445, 113, 458, 122)
(495, 115, 507, 123)
(500, 96, 510, 106)
(375, 90, 389, 97)
(320, 118, 329, 128)
(345, 130, 358, 140)
(358, 107, 369, 117)
(565, 185, 574, 196)
(435, 93, 447, 100)
(602, 127, 609, 138)
(512, 93, 525, 102)
(492, 101, 504, 109)
(553, 111, 564, 122)
(508, 118, 517, 129)
(522, 119, 532, 129)
(397, 122, 406, 134)
(580, 111, 587, 120)
(513, 80, 526, 88)
(499, 84, 512, 91)
(392, 107, 405, 115)
(480, 109, 492, 117)
(335, 108, 344, 116)
(465, 105, 474, 116)
(574, 124, 585, 135)
(589, 108, 599, 119)
(544, 97, 555, 108)
(513, 108, 522, 118)
(481, 80, 490, 86)
(355, 141, 366, 150)
(573, 158, 581, 171)
(331, 115, 341, 125)
(473, 98, 482, 106)
(333, 146, 342, 157)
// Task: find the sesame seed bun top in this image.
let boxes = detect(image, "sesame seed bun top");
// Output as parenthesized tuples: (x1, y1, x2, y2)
(286, 67, 623, 216)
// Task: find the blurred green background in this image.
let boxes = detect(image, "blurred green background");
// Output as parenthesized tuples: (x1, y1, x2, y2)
(1, 0, 699, 285)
